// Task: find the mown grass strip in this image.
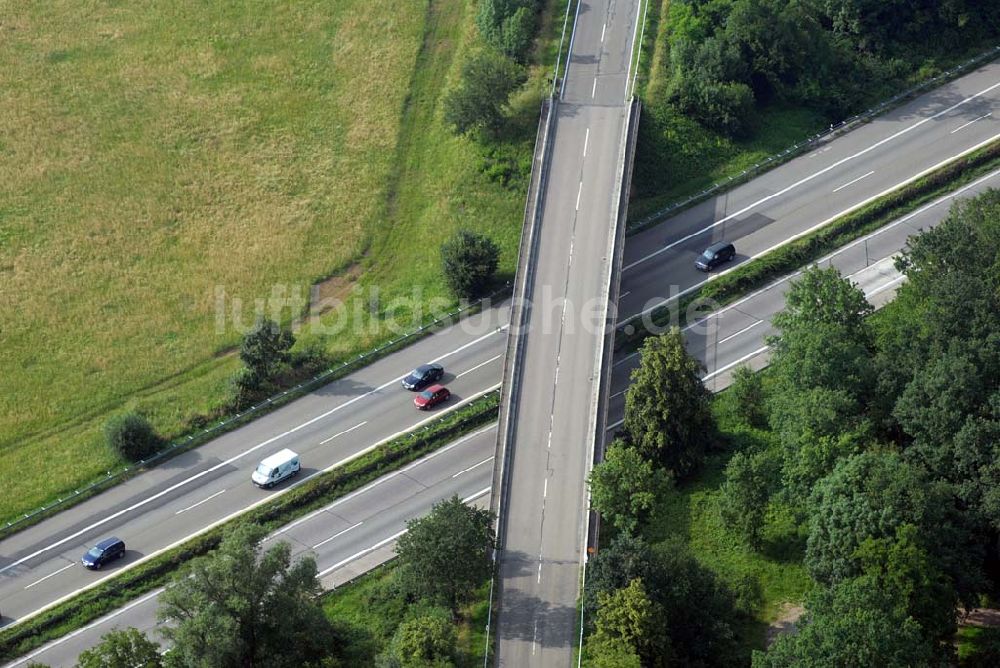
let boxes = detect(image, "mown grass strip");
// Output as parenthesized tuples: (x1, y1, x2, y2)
(617, 138, 1000, 350)
(0, 391, 501, 663)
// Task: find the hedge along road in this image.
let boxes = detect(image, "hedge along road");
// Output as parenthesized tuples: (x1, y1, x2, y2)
(2, 55, 999, 633)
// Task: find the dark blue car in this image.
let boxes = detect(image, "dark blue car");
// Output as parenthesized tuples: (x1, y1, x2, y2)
(401, 363, 444, 391)
(81, 537, 125, 569)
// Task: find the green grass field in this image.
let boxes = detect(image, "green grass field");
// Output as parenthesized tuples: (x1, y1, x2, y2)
(0, 0, 531, 524)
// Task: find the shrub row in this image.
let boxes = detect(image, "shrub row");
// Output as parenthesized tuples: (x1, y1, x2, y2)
(618, 138, 1000, 350)
(0, 391, 501, 663)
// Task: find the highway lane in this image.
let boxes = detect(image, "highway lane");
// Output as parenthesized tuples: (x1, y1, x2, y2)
(0, 305, 508, 626)
(494, 0, 640, 664)
(607, 164, 1000, 427)
(4, 426, 498, 668)
(619, 59, 1000, 326)
(10, 122, 1000, 668)
(4, 51, 999, 640)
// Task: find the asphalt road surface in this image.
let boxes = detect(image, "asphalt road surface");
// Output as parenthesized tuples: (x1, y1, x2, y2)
(492, 0, 642, 664)
(3, 52, 999, 664)
(4, 426, 498, 668)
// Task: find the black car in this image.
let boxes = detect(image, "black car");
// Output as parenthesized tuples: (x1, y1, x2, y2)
(401, 363, 444, 390)
(81, 537, 125, 569)
(695, 241, 736, 271)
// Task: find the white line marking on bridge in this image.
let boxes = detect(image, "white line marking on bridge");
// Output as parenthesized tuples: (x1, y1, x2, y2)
(592, 77, 597, 98)
(456, 354, 502, 378)
(24, 563, 75, 590)
(320, 421, 368, 444)
(952, 112, 991, 133)
(537, 562, 543, 583)
(583, 127, 590, 157)
(576, 181, 583, 210)
(312, 522, 364, 549)
(175, 489, 227, 515)
(543, 478, 548, 498)
(601, 23, 606, 42)
(832, 170, 874, 193)
(452, 457, 493, 478)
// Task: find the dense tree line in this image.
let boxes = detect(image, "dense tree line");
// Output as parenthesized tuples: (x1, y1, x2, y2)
(732, 190, 1000, 665)
(658, 0, 1000, 137)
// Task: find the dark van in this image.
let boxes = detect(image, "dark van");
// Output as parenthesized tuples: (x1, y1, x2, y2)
(81, 537, 126, 569)
(695, 241, 736, 271)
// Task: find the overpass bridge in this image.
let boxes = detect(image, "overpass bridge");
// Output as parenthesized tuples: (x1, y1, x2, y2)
(489, 0, 643, 664)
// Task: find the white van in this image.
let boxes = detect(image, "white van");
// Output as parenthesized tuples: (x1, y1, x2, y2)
(251, 449, 300, 488)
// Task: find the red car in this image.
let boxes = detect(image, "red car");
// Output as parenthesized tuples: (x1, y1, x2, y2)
(414, 384, 450, 410)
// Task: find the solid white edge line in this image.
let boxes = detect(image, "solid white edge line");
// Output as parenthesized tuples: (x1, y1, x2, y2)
(452, 456, 494, 479)
(622, 83, 1000, 272)
(716, 320, 763, 346)
(583, 127, 590, 157)
(5, 588, 164, 668)
(0, 324, 507, 578)
(620, 131, 1000, 327)
(6, 384, 501, 631)
(701, 345, 771, 382)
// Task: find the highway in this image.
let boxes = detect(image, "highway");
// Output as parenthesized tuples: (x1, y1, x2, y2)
(10, 157, 1000, 668)
(492, 0, 641, 664)
(2, 50, 999, 664)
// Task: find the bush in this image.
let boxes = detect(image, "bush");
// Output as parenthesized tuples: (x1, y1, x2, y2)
(104, 412, 162, 462)
(440, 230, 501, 300)
(443, 49, 526, 139)
(239, 317, 295, 380)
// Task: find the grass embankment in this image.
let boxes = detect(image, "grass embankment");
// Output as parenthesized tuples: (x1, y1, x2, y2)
(0, 392, 500, 663)
(0, 0, 532, 526)
(628, 1, 998, 222)
(618, 138, 1000, 350)
(324, 565, 490, 665)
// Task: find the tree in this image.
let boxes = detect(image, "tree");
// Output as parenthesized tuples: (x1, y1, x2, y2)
(76, 628, 162, 668)
(623, 327, 715, 478)
(439, 230, 500, 301)
(239, 317, 294, 381)
(752, 575, 934, 668)
(475, 0, 536, 61)
(591, 579, 662, 663)
(588, 442, 669, 534)
(719, 448, 779, 549)
(104, 412, 162, 462)
(728, 366, 767, 429)
(384, 611, 457, 667)
(158, 523, 338, 668)
(395, 495, 494, 616)
(443, 50, 526, 138)
(583, 534, 658, 619)
(584, 636, 642, 668)
(804, 451, 981, 601)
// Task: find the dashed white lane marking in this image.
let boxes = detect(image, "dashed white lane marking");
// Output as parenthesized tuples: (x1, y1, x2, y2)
(619, 290, 631, 298)
(452, 456, 494, 478)
(456, 354, 503, 378)
(701, 345, 770, 382)
(576, 181, 583, 210)
(175, 489, 227, 515)
(622, 79, 1000, 272)
(716, 320, 763, 346)
(601, 22, 606, 42)
(952, 112, 992, 133)
(583, 127, 590, 157)
(537, 561, 542, 583)
(592, 77, 597, 98)
(543, 478, 548, 498)
(320, 421, 368, 444)
(832, 170, 874, 193)
(312, 521, 364, 550)
(532, 620, 539, 655)
(0, 326, 507, 578)
(24, 563, 75, 590)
